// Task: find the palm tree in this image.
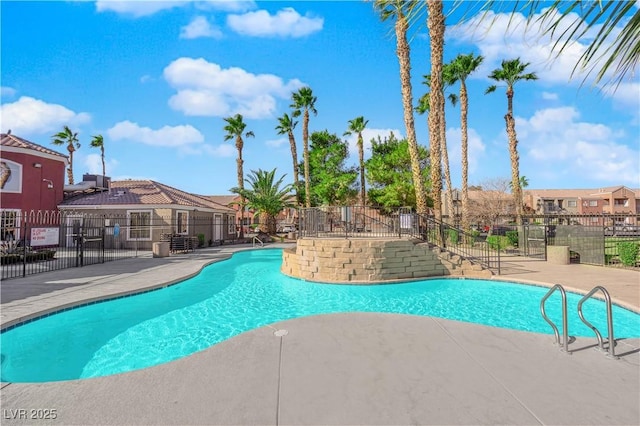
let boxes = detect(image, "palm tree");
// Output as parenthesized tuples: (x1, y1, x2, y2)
(426, 0, 445, 224)
(344, 116, 369, 206)
(486, 58, 538, 225)
(275, 113, 300, 205)
(230, 168, 295, 234)
(90, 134, 106, 176)
(223, 114, 254, 238)
(51, 125, 80, 185)
(373, 0, 429, 215)
(291, 87, 317, 208)
(416, 72, 455, 224)
(446, 52, 484, 232)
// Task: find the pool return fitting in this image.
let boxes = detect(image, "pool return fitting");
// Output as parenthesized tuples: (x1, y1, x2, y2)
(540, 284, 618, 359)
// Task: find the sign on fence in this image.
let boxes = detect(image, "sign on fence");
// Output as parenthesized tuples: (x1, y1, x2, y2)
(30, 227, 59, 246)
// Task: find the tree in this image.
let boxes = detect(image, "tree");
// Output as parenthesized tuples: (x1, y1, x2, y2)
(223, 113, 254, 238)
(467, 178, 516, 231)
(373, 0, 429, 215)
(275, 113, 300, 204)
(416, 72, 455, 224)
(426, 0, 445, 225)
(486, 58, 538, 225)
(366, 133, 430, 211)
(307, 130, 357, 206)
(291, 87, 317, 208)
(446, 52, 484, 232)
(51, 125, 80, 185)
(90, 134, 106, 176)
(344, 116, 369, 206)
(230, 168, 294, 235)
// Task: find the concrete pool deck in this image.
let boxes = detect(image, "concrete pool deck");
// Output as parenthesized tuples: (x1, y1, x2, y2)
(1, 243, 639, 425)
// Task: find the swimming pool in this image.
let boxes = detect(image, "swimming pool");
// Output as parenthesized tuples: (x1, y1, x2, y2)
(2, 248, 639, 383)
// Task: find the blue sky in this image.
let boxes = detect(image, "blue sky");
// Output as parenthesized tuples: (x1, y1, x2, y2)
(1, 0, 638, 196)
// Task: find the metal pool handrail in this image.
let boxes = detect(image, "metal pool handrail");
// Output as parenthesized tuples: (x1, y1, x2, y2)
(577, 286, 618, 359)
(540, 284, 570, 353)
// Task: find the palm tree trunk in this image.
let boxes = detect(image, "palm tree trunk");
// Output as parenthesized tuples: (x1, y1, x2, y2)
(236, 136, 245, 238)
(506, 87, 522, 225)
(287, 130, 299, 203)
(101, 146, 106, 176)
(427, 0, 445, 226)
(303, 110, 311, 208)
(460, 80, 470, 232)
(441, 119, 454, 224)
(358, 136, 365, 206)
(67, 145, 75, 185)
(396, 14, 428, 215)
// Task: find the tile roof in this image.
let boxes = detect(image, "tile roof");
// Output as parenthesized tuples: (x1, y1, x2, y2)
(1, 133, 67, 159)
(206, 195, 240, 208)
(60, 180, 234, 212)
(525, 187, 639, 199)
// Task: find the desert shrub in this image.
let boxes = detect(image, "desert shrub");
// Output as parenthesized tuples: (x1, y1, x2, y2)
(448, 229, 459, 245)
(487, 235, 508, 251)
(617, 242, 639, 266)
(505, 230, 519, 247)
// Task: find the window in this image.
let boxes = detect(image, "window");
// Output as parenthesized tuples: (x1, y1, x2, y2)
(227, 215, 236, 234)
(588, 200, 598, 207)
(614, 199, 629, 207)
(128, 210, 152, 240)
(567, 200, 577, 208)
(1, 210, 20, 241)
(176, 210, 188, 234)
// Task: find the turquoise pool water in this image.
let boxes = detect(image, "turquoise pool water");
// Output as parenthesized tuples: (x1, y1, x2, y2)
(2, 248, 639, 383)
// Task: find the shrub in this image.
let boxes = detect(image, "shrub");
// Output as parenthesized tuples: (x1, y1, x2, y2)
(617, 242, 639, 266)
(487, 235, 508, 251)
(447, 229, 459, 245)
(506, 230, 519, 247)
(1, 254, 21, 265)
(197, 233, 205, 248)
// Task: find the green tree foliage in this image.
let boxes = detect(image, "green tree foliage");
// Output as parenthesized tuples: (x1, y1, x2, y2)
(230, 168, 294, 234)
(365, 133, 430, 211)
(306, 130, 357, 206)
(51, 125, 80, 185)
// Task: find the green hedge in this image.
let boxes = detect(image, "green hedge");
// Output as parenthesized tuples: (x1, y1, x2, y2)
(617, 242, 639, 266)
(487, 235, 509, 251)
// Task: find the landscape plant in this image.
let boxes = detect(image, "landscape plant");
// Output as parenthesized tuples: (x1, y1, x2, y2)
(617, 241, 639, 266)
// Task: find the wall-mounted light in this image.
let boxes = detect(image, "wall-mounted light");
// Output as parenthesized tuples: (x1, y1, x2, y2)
(43, 179, 53, 189)
(33, 162, 42, 168)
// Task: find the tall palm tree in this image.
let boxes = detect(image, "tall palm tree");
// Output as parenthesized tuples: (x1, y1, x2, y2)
(426, 0, 445, 224)
(416, 72, 455, 224)
(51, 125, 80, 185)
(446, 52, 484, 232)
(486, 58, 538, 225)
(223, 113, 254, 238)
(291, 87, 317, 208)
(344, 116, 369, 206)
(373, 0, 429, 215)
(275, 113, 300, 204)
(90, 134, 106, 176)
(230, 168, 295, 235)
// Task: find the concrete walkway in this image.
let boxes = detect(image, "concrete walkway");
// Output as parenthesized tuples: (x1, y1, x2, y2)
(1, 245, 639, 425)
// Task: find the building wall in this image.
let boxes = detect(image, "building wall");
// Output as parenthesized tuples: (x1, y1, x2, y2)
(1, 151, 65, 212)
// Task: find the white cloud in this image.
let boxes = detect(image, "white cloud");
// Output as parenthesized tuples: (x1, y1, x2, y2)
(1, 86, 17, 97)
(180, 16, 223, 39)
(163, 57, 305, 119)
(517, 106, 639, 185)
(265, 137, 287, 148)
(196, 0, 256, 12)
(0, 96, 91, 135)
(202, 143, 235, 157)
(227, 7, 323, 38)
(107, 120, 204, 148)
(343, 128, 404, 160)
(84, 154, 118, 176)
(541, 91, 558, 100)
(95, 1, 185, 17)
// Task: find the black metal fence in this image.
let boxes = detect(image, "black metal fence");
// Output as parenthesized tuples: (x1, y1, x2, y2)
(1, 211, 246, 280)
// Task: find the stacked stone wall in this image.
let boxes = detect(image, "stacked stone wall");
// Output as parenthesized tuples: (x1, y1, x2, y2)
(281, 238, 449, 283)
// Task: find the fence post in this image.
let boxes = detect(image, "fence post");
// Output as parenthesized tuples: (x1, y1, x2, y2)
(22, 217, 28, 278)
